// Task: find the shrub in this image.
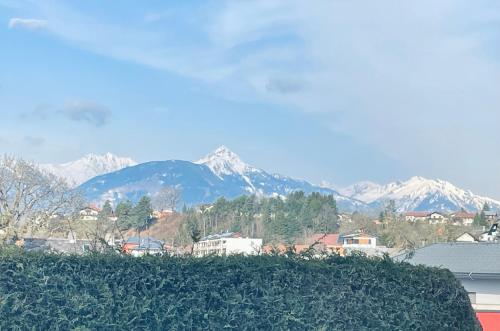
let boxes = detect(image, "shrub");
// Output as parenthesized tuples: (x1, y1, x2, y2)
(0, 250, 480, 330)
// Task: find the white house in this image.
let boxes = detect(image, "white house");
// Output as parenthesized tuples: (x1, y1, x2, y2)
(456, 232, 478, 243)
(193, 232, 262, 257)
(450, 211, 475, 226)
(404, 211, 430, 222)
(79, 206, 100, 221)
(339, 232, 377, 248)
(428, 212, 447, 224)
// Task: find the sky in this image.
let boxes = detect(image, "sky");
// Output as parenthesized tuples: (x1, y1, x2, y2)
(1, 0, 500, 198)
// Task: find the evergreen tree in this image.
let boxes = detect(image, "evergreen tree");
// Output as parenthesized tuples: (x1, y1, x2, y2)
(115, 200, 134, 230)
(482, 202, 491, 212)
(187, 215, 202, 244)
(473, 212, 487, 227)
(98, 200, 113, 222)
(132, 196, 154, 230)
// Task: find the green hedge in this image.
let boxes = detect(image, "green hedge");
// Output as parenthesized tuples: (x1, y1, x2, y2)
(0, 250, 480, 330)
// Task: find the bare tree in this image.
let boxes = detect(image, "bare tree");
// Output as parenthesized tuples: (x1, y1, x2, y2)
(153, 186, 181, 212)
(0, 155, 82, 243)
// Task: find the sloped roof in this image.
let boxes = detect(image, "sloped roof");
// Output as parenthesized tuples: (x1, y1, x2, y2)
(200, 232, 242, 241)
(451, 212, 475, 219)
(340, 232, 377, 239)
(396, 242, 500, 275)
(310, 234, 340, 246)
(456, 232, 478, 241)
(126, 236, 164, 245)
(405, 211, 430, 217)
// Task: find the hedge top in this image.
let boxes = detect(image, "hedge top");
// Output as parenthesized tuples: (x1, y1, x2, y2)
(0, 250, 481, 331)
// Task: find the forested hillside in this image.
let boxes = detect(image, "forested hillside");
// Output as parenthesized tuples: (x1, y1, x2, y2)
(180, 192, 339, 244)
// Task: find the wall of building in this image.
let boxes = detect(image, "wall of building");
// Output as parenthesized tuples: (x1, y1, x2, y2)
(193, 237, 263, 256)
(225, 238, 262, 255)
(460, 278, 500, 311)
(342, 237, 377, 248)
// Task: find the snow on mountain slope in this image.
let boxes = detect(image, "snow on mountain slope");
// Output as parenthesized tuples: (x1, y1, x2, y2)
(195, 146, 255, 177)
(341, 176, 500, 212)
(79, 146, 366, 211)
(41, 153, 137, 186)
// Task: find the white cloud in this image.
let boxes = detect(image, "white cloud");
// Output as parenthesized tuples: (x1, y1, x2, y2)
(59, 100, 112, 127)
(8, 17, 47, 30)
(22, 101, 112, 127)
(8, 1, 500, 195)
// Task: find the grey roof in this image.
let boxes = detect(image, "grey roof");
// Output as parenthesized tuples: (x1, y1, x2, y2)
(396, 242, 500, 275)
(201, 232, 240, 241)
(135, 241, 164, 250)
(126, 236, 163, 245)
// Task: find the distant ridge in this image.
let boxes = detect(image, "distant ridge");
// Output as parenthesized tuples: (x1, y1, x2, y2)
(339, 176, 500, 212)
(42, 147, 500, 213)
(78, 146, 366, 211)
(41, 153, 137, 187)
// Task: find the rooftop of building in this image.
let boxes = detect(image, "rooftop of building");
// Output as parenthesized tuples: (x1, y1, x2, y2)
(395, 242, 500, 276)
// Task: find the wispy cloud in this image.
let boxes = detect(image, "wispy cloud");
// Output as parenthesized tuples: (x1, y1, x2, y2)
(21, 101, 112, 127)
(266, 77, 304, 94)
(59, 101, 111, 127)
(8, 17, 47, 30)
(6, 1, 500, 194)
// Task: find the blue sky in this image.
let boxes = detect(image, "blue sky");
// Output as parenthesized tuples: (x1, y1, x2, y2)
(1, 0, 500, 197)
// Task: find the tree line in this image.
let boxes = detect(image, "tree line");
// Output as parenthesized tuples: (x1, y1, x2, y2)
(180, 191, 339, 245)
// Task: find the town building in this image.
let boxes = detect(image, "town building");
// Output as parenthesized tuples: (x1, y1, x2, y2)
(404, 211, 430, 222)
(262, 234, 340, 256)
(309, 233, 343, 254)
(450, 211, 475, 226)
(339, 232, 377, 248)
(22, 237, 92, 254)
(193, 232, 262, 257)
(397, 243, 500, 330)
(484, 211, 498, 224)
(123, 236, 165, 256)
(79, 206, 100, 221)
(456, 232, 478, 243)
(428, 212, 447, 224)
(479, 224, 499, 242)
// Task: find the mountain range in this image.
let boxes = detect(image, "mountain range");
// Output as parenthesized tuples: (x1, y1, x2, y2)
(43, 147, 500, 213)
(41, 153, 137, 186)
(76, 146, 363, 211)
(337, 177, 500, 212)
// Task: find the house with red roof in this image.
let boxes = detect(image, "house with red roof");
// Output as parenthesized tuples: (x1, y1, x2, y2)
(450, 211, 476, 226)
(404, 211, 431, 222)
(79, 206, 101, 221)
(309, 233, 343, 254)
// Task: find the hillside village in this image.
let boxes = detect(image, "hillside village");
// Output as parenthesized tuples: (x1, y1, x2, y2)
(4, 1, 499, 328)
(32, 200, 500, 256)
(19, 197, 500, 329)
(2, 152, 500, 328)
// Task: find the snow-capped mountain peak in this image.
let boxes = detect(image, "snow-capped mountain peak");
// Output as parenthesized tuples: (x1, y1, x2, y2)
(79, 147, 362, 211)
(341, 176, 500, 212)
(41, 153, 137, 186)
(195, 146, 254, 177)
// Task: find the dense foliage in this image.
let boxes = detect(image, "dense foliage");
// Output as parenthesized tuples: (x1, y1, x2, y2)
(115, 197, 154, 231)
(0, 250, 480, 330)
(182, 192, 339, 244)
